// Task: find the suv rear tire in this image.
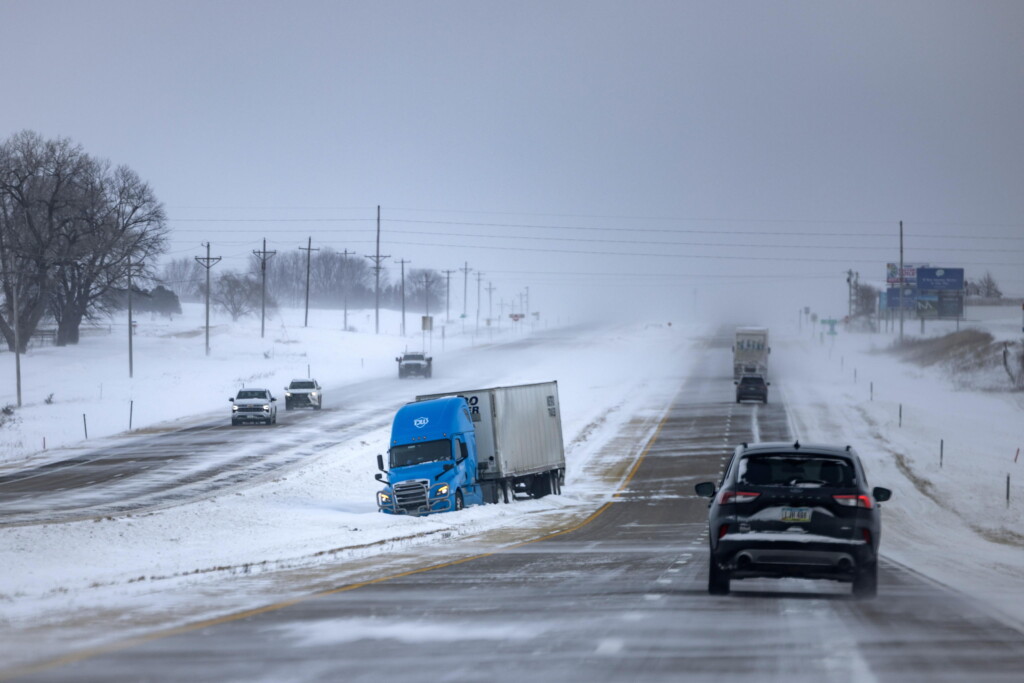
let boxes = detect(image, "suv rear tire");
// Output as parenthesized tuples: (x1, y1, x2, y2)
(852, 562, 878, 599)
(708, 559, 731, 595)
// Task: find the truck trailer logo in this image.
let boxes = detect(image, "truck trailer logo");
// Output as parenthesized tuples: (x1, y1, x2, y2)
(413, 417, 429, 428)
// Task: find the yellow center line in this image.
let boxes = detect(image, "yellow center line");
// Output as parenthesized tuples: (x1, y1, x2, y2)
(2, 406, 675, 680)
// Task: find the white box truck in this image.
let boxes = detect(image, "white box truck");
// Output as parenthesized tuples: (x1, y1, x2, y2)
(733, 327, 770, 379)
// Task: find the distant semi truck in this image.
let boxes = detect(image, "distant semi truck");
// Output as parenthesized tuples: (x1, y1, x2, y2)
(375, 381, 565, 515)
(733, 327, 770, 379)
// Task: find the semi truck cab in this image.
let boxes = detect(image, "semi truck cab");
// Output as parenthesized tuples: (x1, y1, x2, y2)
(376, 396, 485, 515)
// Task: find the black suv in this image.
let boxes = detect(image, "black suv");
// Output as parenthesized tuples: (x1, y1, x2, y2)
(695, 441, 892, 598)
(735, 375, 769, 404)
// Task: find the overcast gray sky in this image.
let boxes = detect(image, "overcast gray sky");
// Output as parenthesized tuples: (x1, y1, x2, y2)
(2, 0, 1022, 324)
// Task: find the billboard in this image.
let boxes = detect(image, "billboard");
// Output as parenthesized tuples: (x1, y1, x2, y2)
(917, 267, 964, 291)
(886, 287, 918, 309)
(886, 263, 929, 285)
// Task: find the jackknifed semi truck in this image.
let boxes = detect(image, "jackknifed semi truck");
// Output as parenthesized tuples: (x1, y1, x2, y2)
(375, 381, 565, 515)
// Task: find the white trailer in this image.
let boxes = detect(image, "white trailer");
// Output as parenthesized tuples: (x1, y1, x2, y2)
(733, 327, 770, 379)
(416, 381, 565, 503)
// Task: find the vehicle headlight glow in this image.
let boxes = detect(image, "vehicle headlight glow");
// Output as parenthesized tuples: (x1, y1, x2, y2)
(310, 392, 318, 397)
(377, 492, 392, 505)
(263, 404, 270, 411)
(285, 392, 292, 397)
(432, 484, 450, 498)
(232, 405, 239, 411)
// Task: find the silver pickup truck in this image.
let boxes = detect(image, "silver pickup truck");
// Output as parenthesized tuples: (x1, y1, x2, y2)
(230, 388, 278, 425)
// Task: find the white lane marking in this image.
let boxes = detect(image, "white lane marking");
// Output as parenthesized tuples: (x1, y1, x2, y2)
(750, 404, 761, 442)
(595, 638, 625, 655)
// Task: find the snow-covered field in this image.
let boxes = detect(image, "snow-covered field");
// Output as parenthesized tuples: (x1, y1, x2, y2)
(1, 302, 1023, 669)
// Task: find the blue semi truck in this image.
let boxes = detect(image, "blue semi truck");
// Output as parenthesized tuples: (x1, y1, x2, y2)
(375, 381, 565, 515)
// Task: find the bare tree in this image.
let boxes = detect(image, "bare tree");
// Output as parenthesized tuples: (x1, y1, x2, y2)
(979, 272, 1002, 299)
(49, 162, 168, 345)
(0, 131, 92, 352)
(211, 271, 270, 321)
(161, 256, 204, 301)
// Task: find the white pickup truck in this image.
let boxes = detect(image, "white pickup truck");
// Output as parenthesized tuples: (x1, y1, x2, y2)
(230, 388, 278, 425)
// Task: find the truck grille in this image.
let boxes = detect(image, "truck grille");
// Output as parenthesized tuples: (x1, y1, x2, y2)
(238, 405, 266, 413)
(394, 480, 429, 513)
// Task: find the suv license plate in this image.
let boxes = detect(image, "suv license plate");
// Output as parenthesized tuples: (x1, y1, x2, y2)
(780, 507, 812, 523)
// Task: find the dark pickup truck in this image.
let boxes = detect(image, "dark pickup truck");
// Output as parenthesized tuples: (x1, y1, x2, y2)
(397, 352, 432, 378)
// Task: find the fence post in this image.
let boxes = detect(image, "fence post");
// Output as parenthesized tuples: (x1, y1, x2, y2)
(870, 382, 873, 401)
(940, 439, 944, 468)
(899, 404, 902, 427)
(83, 414, 88, 439)
(129, 400, 134, 431)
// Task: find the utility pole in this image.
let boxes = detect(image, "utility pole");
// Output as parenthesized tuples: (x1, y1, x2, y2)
(486, 281, 496, 328)
(339, 248, 355, 332)
(253, 238, 277, 339)
(127, 255, 134, 378)
(442, 269, 456, 322)
(475, 271, 483, 333)
(195, 242, 221, 356)
(898, 220, 904, 343)
(365, 206, 390, 334)
(299, 237, 319, 328)
(460, 261, 472, 319)
(397, 258, 411, 336)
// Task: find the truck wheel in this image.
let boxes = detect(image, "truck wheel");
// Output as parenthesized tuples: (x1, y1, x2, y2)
(454, 490, 464, 511)
(531, 473, 553, 498)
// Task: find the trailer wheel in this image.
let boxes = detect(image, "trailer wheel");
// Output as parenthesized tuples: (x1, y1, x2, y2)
(530, 472, 553, 498)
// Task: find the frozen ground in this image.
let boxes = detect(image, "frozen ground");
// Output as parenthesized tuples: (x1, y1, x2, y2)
(1, 302, 1023, 668)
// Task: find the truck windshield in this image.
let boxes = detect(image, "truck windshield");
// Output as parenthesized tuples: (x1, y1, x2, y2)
(390, 439, 452, 468)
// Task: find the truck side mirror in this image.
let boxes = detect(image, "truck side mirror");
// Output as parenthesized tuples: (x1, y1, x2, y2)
(271, 397, 276, 402)
(873, 486, 892, 502)
(376, 454, 385, 472)
(374, 473, 385, 483)
(229, 398, 234, 402)
(395, 357, 401, 362)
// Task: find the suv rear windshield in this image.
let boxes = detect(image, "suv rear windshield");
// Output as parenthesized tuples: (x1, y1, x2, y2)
(739, 455, 855, 488)
(739, 376, 765, 386)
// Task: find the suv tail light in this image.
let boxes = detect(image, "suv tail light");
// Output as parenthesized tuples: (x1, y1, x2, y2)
(832, 494, 873, 509)
(718, 490, 761, 505)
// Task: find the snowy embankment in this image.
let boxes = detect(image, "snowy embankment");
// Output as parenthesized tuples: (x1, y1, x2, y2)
(0, 304, 699, 666)
(778, 308, 1024, 627)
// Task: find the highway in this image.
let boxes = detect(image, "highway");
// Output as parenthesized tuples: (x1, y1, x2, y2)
(5, 332, 1024, 682)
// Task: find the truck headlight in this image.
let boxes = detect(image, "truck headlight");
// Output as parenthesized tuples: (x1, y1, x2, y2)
(263, 404, 270, 411)
(432, 484, 450, 498)
(232, 405, 239, 412)
(310, 392, 318, 397)
(285, 392, 292, 397)
(377, 492, 392, 505)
